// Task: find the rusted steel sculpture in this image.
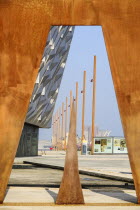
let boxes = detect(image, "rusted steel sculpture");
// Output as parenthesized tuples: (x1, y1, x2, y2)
(0, 0, 140, 204)
(56, 101, 84, 204)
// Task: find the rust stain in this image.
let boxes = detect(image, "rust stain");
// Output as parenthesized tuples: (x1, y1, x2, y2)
(56, 101, 84, 204)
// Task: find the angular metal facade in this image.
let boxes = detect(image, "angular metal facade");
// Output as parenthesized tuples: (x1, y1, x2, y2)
(25, 26, 74, 128)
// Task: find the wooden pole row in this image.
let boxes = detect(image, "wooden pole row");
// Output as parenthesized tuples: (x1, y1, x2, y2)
(52, 89, 74, 150)
(52, 55, 96, 153)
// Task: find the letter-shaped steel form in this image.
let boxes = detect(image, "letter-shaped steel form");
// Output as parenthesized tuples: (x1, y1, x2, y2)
(56, 101, 84, 204)
(0, 0, 140, 203)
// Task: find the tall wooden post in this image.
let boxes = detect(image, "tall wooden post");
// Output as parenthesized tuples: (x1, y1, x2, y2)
(53, 114, 56, 149)
(62, 102, 64, 149)
(75, 82, 78, 129)
(55, 113, 58, 150)
(70, 90, 73, 115)
(75, 82, 78, 148)
(52, 116, 54, 147)
(56, 101, 84, 204)
(69, 90, 73, 140)
(56, 111, 58, 151)
(59, 107, 61, 150)
(81, 71, 86, 154)
(57, 109, 60, 150)
(91, 56, 96, 155)
(64, 97, 68, 150)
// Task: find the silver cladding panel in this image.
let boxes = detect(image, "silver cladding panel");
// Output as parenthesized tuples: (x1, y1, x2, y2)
(25, 26, 74, 128)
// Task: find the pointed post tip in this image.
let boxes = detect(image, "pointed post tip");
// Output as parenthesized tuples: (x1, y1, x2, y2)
(55, 96, 84, 204)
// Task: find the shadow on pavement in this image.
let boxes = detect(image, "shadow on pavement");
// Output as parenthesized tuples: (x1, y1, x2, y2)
(89, 189, 137, 204)
(46, 189, 57, 202)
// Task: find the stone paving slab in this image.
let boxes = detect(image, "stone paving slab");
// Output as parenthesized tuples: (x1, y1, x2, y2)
(9, 168, 127, 186)
(2, 187, 138, 204)
(79, 168, 132, 181)
(0, 187, 140, 210)
(14, 153, 133, 183)
(23, 160, 133, 183)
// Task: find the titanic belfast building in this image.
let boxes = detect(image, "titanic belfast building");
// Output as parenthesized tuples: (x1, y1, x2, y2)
(16, 26, 74, 156)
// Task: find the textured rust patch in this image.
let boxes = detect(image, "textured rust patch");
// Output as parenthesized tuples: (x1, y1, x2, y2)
(0, 0, 140, 204)
(56, 101, 84, 204)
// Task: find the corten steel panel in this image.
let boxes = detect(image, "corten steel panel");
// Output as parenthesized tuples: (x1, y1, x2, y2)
(0, 0, 140, 203)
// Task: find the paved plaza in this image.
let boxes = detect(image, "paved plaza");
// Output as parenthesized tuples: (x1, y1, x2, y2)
(1, 152, 138, 209)
(0, 187, 139, 209)
(14, 151, 132, 181)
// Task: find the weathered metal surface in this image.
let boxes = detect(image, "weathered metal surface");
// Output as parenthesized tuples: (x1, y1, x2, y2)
(0, 0, 140, 203)
(56, 101, 84, 204)
(0, 1, 51, 203)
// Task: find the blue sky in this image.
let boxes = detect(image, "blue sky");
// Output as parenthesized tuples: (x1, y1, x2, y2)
(39, 26, 124, 140)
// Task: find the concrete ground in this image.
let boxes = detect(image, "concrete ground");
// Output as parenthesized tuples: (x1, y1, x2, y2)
(14, 151, 132, 181)
(1, 152, 138, 209)
(9, 167, 131, 187)
(0, 187, 140, 209)
(4, 187, 137, 203)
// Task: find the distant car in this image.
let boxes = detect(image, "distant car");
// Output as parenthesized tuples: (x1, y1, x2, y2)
(50, 147, 53, 150)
